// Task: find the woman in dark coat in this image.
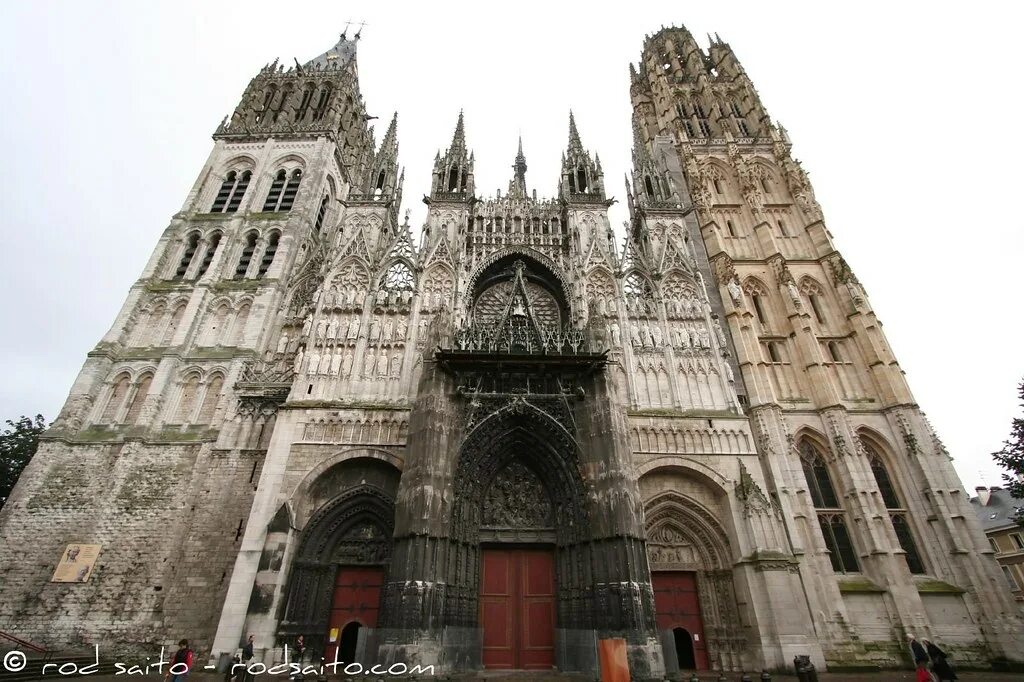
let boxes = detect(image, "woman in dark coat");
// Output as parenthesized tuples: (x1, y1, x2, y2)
(924, 640, 957, 681)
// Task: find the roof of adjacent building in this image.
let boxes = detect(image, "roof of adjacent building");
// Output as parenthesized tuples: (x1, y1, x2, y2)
(970, 486, 1024, 532)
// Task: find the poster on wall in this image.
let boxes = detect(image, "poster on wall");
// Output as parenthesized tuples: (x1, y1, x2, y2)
(51, 544, 101, 583)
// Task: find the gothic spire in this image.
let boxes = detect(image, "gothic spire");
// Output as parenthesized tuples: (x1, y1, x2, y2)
(431, 110, 474, 198)
(509, 135, 528, 198)
(449, 110, 466, 155)
(568, 111, 583, 154)
(381, 112, 399, 154)
(560, 112, 605, 202)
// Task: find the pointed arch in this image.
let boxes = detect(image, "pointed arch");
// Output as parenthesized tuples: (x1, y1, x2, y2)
(100, 372, 132, 423)
(857, 428, 926, 574)
(377, 258, 416, 291)
(173, 371, 203, 423)
(795, 431, 838, 508)
(162, 301, 187, 346)
(623, 270, 655, 298)
(124, 372, 154, 426)
(196, 373, 225, 424)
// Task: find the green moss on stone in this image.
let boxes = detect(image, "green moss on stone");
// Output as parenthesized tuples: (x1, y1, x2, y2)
(212, 279, 264, 291)
(626, 408, 737, 418)
(837, 576, 886, 593)
(914, 578, 966, 594)
(286, 399, 410, 411)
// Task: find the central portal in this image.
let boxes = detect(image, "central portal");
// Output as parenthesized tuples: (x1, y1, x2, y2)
(480, 547, 556, 670)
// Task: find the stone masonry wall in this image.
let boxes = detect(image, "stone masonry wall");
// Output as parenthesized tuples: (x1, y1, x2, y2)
(0, 436, 262, 658)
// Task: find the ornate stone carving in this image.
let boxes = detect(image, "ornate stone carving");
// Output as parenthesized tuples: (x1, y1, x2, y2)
(482, 461, 553, 528)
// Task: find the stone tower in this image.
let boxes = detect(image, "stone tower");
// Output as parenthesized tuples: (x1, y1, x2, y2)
(630, 25, 1024, 670)
(0, 26, 1021, 680)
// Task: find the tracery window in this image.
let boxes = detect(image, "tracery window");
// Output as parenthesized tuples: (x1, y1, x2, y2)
(263, 170, 286, 211)
(235, 231, 258, 279)
(382, 262, 414, 291)
(263, 169, 302, 212)
(800, 440, 860, 573)
(623, 272, 653, 299)
(174, 232, 201, 280)
(257, 232, 280, 278)
(211, 170, 251, 213)
(863, 438, 926, 574)
(195, 232, 221, 279)
(314, 194, 329, 233)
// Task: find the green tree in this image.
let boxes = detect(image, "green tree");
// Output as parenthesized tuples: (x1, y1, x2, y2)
(0, 414, 47, 510)
(993, 379, 1024, 525)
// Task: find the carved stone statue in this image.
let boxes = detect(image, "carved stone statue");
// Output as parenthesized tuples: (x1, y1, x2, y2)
(342, 352, 353, 377)
(396, 318, 408, 340)
(713, 318, 727, 346)
(347, 316, 360, 340)
(369, 316, 381, 342)
(641, 322, 653, 347)
(330, 352, 342, 376)
(651, 324, 663, 348)
(294, 346, 305, 373)
(307, 351, 320, 375)
(276, 333, 289, 354)
(377, 349, 388, 377)
(630, 322, 642, 347)
(318, 352, 332, 375)
(610, 322, 621, 346)
(727, 277, 743, 307)
(301, 315, 313, 337)
(390, 353, 402, 376)
(698, 329, 710, 348)
(786, 281, 801, 307)
(383, 318, 394, 343)
(676, 326, 690, 348)
(363, 352, 376, 377)
(316, 318, 329, 342)
(326, 317, 339, 340)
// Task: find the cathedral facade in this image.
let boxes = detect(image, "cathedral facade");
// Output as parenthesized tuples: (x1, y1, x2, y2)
(0, 27, 1021, 677)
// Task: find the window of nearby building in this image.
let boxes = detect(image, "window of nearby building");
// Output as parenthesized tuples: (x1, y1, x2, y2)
(1011, 533, 1024, 550)
(989, 537, 1000, 553)
(1003, 565, 1019, 589)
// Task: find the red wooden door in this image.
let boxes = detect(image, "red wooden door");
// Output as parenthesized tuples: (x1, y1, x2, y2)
(652, 571, 708, 670)
(324, 566, 384, 664)
(480, 548, 555, 670)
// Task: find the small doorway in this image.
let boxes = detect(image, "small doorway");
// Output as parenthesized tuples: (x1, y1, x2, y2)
(480, 547, 556, 670)
(324, 566, 384, 664)
(338, 622, 361, 664)
(652, 571, 709, 670)
(673, 627, 696, 670)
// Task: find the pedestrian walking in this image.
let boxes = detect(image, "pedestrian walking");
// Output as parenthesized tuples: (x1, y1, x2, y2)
(924, 639, 957, 681)
(166, 639, 194, 682)
(908, 634, 935, 682)
(241, 634, 255, 682)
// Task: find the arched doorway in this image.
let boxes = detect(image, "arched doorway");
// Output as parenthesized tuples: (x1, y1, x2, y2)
(338, 621, 361, 663)
(448, 401, 590, 671)
(643, 487, 744, 672)
(279, 483, 395, 664)
(673, 627, 696, 670)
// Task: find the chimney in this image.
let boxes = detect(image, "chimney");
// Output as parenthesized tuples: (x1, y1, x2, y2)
(976, 486, 991, 506)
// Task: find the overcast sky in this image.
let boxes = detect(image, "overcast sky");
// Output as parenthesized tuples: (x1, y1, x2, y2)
(1, 1, 1020, 491)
